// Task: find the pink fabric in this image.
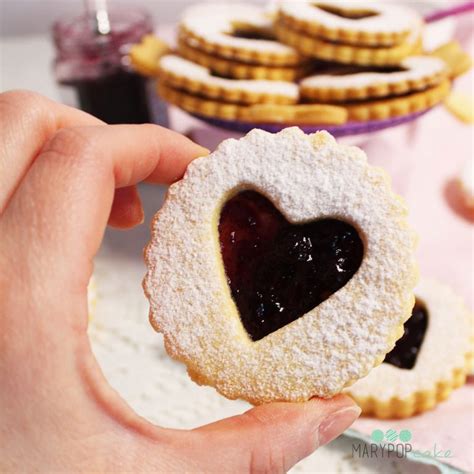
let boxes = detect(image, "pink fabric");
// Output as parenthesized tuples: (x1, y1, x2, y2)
(166, 15, 474, 471)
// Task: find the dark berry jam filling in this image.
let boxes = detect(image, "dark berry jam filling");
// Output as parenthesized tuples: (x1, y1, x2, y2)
(218, 190, 364, 341)
(313, 4, 378, 20)
(384, 299, 428, 370)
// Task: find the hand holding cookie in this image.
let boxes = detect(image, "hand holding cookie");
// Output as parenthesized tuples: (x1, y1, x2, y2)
(0, 90, 361, 472)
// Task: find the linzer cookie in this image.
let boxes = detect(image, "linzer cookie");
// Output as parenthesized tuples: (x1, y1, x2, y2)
(342, 79, 451, 122)
(143, 127, 417, 404)
(277, 2, 422, 47)
(158, 82, 347, 124)
(179, 3, 307, 66)
(275, 20, 422, 66)
(275, 1, 422, 66)
(158, 54, 299, 104)
(300, 56, 448, 102)
(177, 38, 312, 81)
(347, 279, 473, 418)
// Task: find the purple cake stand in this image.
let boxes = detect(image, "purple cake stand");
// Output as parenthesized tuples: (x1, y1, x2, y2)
(189, 107, 434, 138)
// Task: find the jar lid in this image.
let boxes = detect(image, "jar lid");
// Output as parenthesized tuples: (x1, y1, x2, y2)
(53, 8, 152, 81)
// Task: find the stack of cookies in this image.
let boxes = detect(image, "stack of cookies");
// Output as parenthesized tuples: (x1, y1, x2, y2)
(276, 1, 451, 122)
(157, 3, 348, 125)
(130, 1, 470, 126)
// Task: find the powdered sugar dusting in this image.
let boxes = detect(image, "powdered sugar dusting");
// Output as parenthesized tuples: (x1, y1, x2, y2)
(181, 3, 298, 55)
(300, 56, 446, 91)
(159, 54, 299, 99)
(144, 127, 417, 404)
(280, 1, 422, 35)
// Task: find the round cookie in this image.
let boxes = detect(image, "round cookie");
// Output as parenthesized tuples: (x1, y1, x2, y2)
(157, 81, 347, 124)
(179, 3, 306, 66)
(342, 79, 451, 121)
(347, 278, 473, 418)
(275, 19, 422, 66)
(158, 54, 299, 105)
(300, 56, 448, 102)
(178, 38, 313, 81)
(278, 1, 422, 47)
(143, 127, 418, 404)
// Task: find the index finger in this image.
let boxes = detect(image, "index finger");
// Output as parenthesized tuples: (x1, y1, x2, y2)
(1, 123, 208, 284)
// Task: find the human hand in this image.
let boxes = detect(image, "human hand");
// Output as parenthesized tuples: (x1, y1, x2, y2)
(0, 90, 360, 473)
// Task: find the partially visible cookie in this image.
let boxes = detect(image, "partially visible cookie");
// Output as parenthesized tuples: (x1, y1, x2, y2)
(129, 34, 171, 76)
(157, 81, 347, 124)
(430, 41, 473, 79)
(275, 19, 422, 66)
(444, 91, 474, 124)
(347, 278, 473, 418)
(177, 38, 313, 81)
(342, 79, 451, 121)
(158, 54, 299, 104)
(300, 56, 447, 102)
(144, 127, 418, 404)
(179, 3, 306, 66)
(278, 1, 422, 47)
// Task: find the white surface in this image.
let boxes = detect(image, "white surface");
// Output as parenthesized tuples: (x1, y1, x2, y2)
(1, 33, 439, 473)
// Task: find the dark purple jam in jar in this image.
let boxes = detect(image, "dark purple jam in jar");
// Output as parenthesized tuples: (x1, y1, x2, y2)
(53, 8, 153, 124)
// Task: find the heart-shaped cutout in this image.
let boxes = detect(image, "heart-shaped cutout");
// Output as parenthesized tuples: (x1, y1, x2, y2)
(218, 190, 364, 341)
(384, 299, 428, 369)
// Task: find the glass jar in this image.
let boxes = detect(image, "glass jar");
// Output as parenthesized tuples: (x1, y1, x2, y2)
(53, 7, 157, 124)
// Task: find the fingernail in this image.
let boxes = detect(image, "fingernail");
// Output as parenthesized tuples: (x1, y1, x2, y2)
(317, 406, 361, 447)
(196, 145, 210, 156)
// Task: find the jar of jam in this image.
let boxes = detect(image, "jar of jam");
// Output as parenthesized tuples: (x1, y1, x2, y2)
(53, 6, 163, 125)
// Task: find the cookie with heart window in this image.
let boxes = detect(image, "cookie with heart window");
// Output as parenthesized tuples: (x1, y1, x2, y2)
(347, 278, 474, 418)
(143, 127, 418, 404)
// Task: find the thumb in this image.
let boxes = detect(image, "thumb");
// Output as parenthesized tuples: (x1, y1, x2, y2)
(192, 395, 360, 473)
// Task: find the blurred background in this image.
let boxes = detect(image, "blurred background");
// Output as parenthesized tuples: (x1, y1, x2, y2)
(0, 1, 217, 35)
